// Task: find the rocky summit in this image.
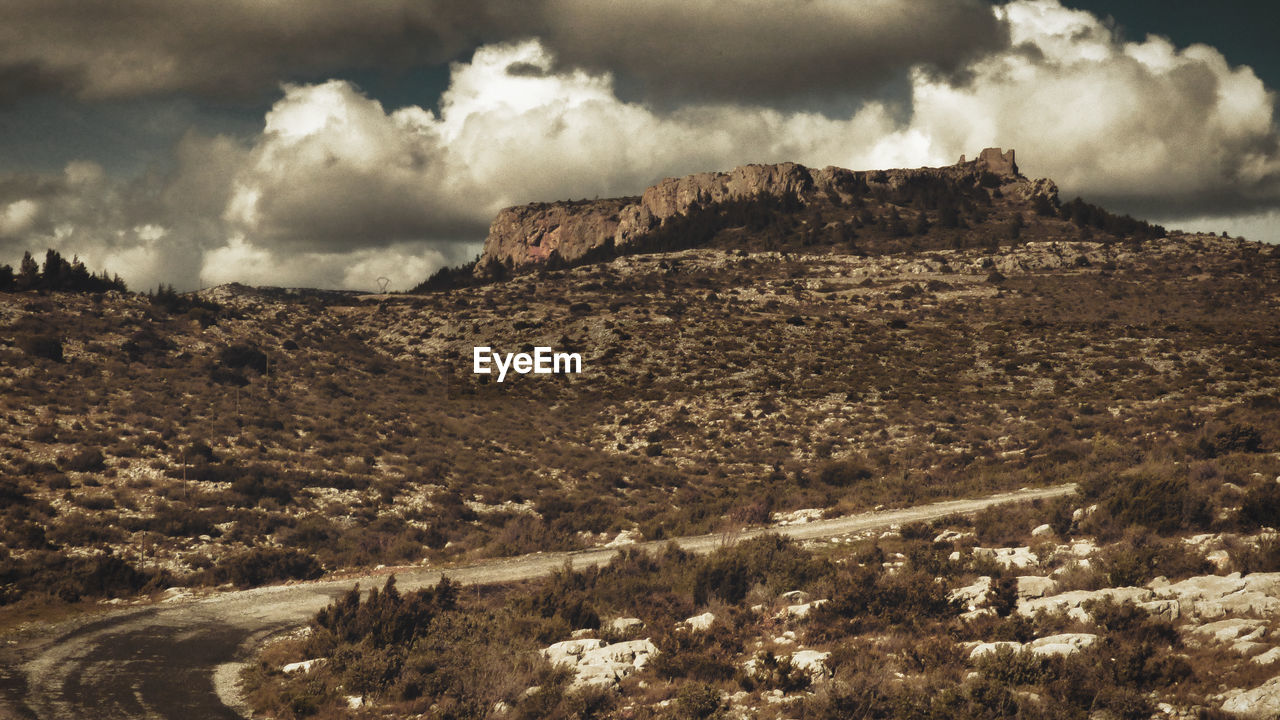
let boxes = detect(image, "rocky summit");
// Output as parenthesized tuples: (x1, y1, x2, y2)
(478, 148, 1064, 274)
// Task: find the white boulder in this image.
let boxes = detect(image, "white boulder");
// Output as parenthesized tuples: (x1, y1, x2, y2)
(683, 612, 716, 631)
(969, 641, 1022, 660)
(950, 576, 993, 611)
(282, 659, 323, 674)
(973, 547, 1038, 569)
(606, 617, 644, 634)
(1251, 647, 1280, 665)
(1016, 576, 1057, 599)
(790, 650, 832, 679)
(1221, 676, 1280, 718)
(543, 638, 604, 667)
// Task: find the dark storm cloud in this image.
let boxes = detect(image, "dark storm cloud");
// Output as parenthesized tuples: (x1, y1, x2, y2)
(533, 0, 1011, 106)
(0, 0, 1007, 107)
(0, 0, 535, 101)
(0, 63, 74, 107)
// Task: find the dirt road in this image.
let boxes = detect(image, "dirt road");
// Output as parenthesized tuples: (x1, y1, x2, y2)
(0, 484, 1074, 719)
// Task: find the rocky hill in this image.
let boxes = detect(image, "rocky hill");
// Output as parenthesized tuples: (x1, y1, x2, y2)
(478, 148, 1075, 274)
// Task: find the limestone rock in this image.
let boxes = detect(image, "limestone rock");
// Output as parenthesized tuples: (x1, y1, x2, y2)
(970, 634, 1096, 661)
(478, 151, 1041, 273)
(779, 590, 810, 603)
(542, 637, 658, 688)
(605, 529, 641, 548)
(1251, 647, 1280, 665)
(934, 529, 975, 544)
(543, 638, 604, 668)
(1016, 576, 1058, 600)
(969, 641, 1023, 660)
(973, 546, 1038, 569)
(777, 599, 827, 619)
(1027, 633, 1097, 653)
(790, 650, 832, 679)
(950, 576, 993, 611)
(1190, 619, 1265, 644)
(606, 617, 644, 634)
(683, 612, 716, 632)
(282, 659, 323, 674)
(1221, 676, 1280, 718)
(1016, 586, 1155, 618)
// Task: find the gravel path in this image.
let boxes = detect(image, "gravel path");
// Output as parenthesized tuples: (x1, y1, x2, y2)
(0, 484, 1075, 719)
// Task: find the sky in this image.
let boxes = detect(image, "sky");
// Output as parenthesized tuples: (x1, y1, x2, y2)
(0, 1, 1276, 292)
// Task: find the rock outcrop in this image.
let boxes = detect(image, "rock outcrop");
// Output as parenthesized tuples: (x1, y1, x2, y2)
(542, 637, 659, 688)
(478, 149, 1050, 274)
(1221, 676, 1280, 718)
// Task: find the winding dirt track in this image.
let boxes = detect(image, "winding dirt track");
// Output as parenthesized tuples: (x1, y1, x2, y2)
(0, 484, 1074, 719)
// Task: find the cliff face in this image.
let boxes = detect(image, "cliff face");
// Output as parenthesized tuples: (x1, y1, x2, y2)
(481, 198, 635, 270)
(478, 148, 1054, 274)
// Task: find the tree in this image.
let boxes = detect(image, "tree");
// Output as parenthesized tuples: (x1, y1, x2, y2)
(41, 249, 66, 290)
(910, 211, 931, 236)
(0, 264, 13, 291)
(16, 252, 39, 291)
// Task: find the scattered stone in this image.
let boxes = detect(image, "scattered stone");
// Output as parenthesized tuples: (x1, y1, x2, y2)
(969, 641, 1022, 660)
(772, 508, 825, 525)
(1221, 676, 1280, 718)
(950, 576, 993, 611)
(780, 590, 810, 603)
(934, 529, 974, 544)
(683, 612, 716, 632)
(777, 599, 827, 619)
(543, 638, 604, 668)
(1016, 576, 1057, 600)
(1206, 549, 1232, 570)
(1017, 586, 1154, 618)
(1190, 619, 1265, 644)
(970, 634, 1096, 661)
(1030, 524, 1054, 538)
(606, 617, 644, 634)
(542, 638, 658, 688)
(1027, 633, 1097, 657)
(282, 659, 322, 674)
(1251, 647, 1280, 665)
(973, 546, 1038, 569)
(1139, 599, 1181, 622)
(790, 650, 832, 679)
(1155, 572, 1280, 620)
(605, 529, 641, 548)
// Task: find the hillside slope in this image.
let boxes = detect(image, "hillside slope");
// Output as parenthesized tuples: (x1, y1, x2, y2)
(0, 230, 1276, 609)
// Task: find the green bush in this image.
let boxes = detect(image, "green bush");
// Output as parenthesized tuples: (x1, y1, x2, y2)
(58, 446, 105, 472)
(1083, 471, 1211, 536)
(219, 343, 268, 373)
(1097, 530, 1210, 586)
(973, 646, 1050, 686)
(204, 547, 322, 588)
(17, 334, 63, 362)
(675, 682, 724, 719)
(1240, 482, 1280, 528)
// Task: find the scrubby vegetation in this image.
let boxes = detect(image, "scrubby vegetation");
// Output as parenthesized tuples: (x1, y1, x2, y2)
(0, 232, 1277, 621)
(247, 461, 1280, 720)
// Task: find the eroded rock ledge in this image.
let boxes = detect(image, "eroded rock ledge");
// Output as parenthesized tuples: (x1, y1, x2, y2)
(478, 148, 1054, 274)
